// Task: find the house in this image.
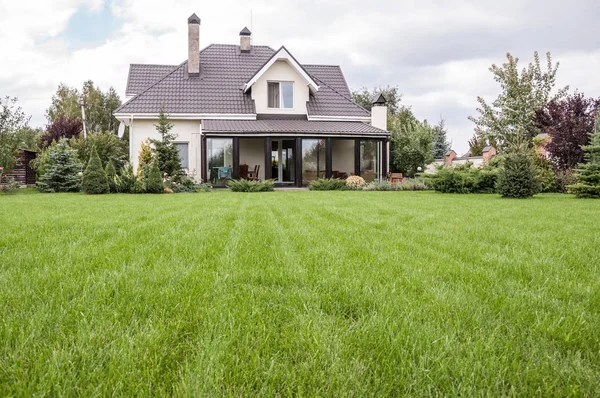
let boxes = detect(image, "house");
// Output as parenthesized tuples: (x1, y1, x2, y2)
(0, 149, 37, 186)
(424, 146, 496, 173)
(114, 14, 389, 187)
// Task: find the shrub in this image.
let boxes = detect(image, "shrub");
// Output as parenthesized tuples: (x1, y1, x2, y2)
(145, 161, 164, 194)
(70, 131, 128, 170)
(475, 169, 499, 193)
(426, 164, 497, 194)
(497, 149, 538, 198)
(137, 140, 152, 180)
(131, 179, 146, 194)
(2, 179, 20, 194)
(166, 173, 210, 193)
(555, 169, 577, 193)
(105, 160, 118, 193)
(397, 178, 429, 191)
(309, 178, 347, 191)
(568, 112, 600, 198)
(228, 179, 275, 192)
(533, 156, 557, 193)
(363, 180, 399, 191)
(82, 146, 109, 194)
(115, 164, 136, 193)
(36, 139, 82, 193)
(345, 175, 366, 190)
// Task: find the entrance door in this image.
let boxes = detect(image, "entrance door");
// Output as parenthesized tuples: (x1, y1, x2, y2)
(271, 139, 295, 184)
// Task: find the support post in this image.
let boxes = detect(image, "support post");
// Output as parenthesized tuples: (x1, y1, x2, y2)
(201, 135, 207, 183)
(232, 137, 240, 179)
(264, 137, 272, 180)
(326, 137, 332, 179)
(295, 138, 302, 187)
(381, 138, 388, 180)
(354, 139, 361, 176)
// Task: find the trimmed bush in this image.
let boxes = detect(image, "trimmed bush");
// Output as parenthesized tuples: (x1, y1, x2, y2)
(36, 139, 82, 193)
(363, 180, 399, 191)
(228, 179, 275, 192)
(397, 178, 429, 191)
(145, 161, 164, 194)
(105, 160, 118, 193)
(426, 164, 497, 194)
(309, 178, 347, 191)
(345, 175, 366, 190)
(82, 146, 109, 194)
(131, 179, 146, 194)
(497, 150, 538, 198)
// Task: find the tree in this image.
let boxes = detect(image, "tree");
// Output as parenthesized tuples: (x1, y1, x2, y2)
(568, 108, 600, 198)
(352, 86, 403, 115)
(468, 134, 487, 156)
(36, 139, 82, 192)
(137, 140, 153, 179)
(150, 107, 182, 179)
(145, 160, 164, 193)
(105, 160, 118, 193)
(390, 119, 433, 177)
(70, 131, 128, 170)
(41, 116, 83, 148)
(0, 97, 30, 172)
(46, 81, 122, 134)
(82, 146, 109, 194)
(534, 93, 598, 171)
(497, 145, 538, 198)
(431, 117, 450, 158)
(469, 51, 568, 150)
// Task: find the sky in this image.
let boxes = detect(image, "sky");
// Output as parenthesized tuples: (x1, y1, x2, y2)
(1, 0, 600, 154)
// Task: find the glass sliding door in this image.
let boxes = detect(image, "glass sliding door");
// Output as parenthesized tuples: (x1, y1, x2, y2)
(206, 138, 233, 184)
(360, 140, 381, 182)
(302, 139, 326, 185)
(271, 139, 295, 183)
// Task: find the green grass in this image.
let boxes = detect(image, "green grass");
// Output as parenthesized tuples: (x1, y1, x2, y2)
(1, 191, 599, 396)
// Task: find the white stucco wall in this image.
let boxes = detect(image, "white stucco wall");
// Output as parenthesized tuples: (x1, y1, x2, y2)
(332, 139, 355, 176)
(130, 119, 201, 176)
(251, 60, 310, 115)
(239, 138, 265, 180)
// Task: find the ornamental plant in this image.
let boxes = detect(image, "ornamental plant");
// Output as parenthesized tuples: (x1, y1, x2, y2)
(82, 146, 109, 194)
(145, 160, 164, 194)
(105, 160, 118, 193)
(497, 145, 538, 198)
(346, 175, 366, 190)
(36, 138, 82, 192)
(568, 108, 600, 198)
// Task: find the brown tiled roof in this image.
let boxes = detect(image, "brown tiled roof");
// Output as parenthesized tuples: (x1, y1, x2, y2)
(117, 44, 370, 118)
(202, 119, 388, 136)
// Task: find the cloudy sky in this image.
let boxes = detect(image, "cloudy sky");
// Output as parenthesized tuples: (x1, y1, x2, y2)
(1, 0, 599, 153)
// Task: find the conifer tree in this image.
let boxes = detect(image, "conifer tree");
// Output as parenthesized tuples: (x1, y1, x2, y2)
(431, 117, 451, 159)
(145, 160, 164, 194)
(82, 146, 109, 194)
(568, 109, 600, 198)
(497, 144, 538, 198)
(137, 139, 152, 180)
(105, 160, 117, 193)
(36, 138, 82, 192)
(150, 107, 182, 179)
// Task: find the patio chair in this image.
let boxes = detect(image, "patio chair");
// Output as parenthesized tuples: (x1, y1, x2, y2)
(218, 166, 232, 182)
(388, 172, 403, 184)
(247, 165, 260, 181)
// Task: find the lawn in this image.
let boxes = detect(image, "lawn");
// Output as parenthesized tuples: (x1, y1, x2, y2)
(1, 190, 599, 396)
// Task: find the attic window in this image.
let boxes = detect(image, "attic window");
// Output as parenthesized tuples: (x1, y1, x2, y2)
(268, 82, 293, 109)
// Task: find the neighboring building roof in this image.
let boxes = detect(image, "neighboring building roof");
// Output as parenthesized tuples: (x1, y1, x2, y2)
(202, 119, 388, 136)
(116, 44, 370, 118)
(536, 133, 549, 139)
(482, 145, 493, 152)
(126, 64, 178, 97)
(445, 150, 456, 156)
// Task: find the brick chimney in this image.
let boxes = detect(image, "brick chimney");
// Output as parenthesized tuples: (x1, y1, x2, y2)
(482, 146, 496, 163)
(240, 27, 252, 52)
(187, 13, 201, 77)
(445, 150, 457, 167)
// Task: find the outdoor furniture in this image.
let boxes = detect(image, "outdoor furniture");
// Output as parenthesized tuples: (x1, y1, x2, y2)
(239, 164, 249, 180)
(388, 172, 403, 184)
(247, 165, 260, 181)
(332, 170, 348, 179)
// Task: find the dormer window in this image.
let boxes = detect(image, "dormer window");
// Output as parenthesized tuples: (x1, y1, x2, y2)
(268, 81, 293, 109)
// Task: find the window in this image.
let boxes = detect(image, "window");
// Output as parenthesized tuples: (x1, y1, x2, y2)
(206, 138, 233, 184)
(302, 139, 326, 184)
(175, 143, 189, 169)
(267, 82, 293, 109)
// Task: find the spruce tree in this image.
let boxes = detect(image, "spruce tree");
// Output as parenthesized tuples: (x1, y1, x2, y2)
(150, 107, 182, 179)
(145, 160, 164, 193)
(82, 146, 109, 194)
(105, 160, 118, 193)
(431, 117, 451, 158)
(36, 139, 82, 192)
(568, 109, 600, 198)
(497, 144, 538, 198)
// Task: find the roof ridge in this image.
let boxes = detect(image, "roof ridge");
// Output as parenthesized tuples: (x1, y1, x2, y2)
(129, 63, 178, 67)
(303, 64, 342, 68)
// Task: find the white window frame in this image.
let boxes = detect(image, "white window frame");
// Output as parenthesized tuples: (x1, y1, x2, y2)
(267, 81, 294, 109)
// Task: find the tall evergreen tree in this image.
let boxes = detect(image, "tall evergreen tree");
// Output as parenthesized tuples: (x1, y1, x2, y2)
(150, 107, 182, 179)
(431, 117, 450, 158)
(82, 146, 109, 194)
(36, 139, 82, 192)
(568, 109, 600, 198)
